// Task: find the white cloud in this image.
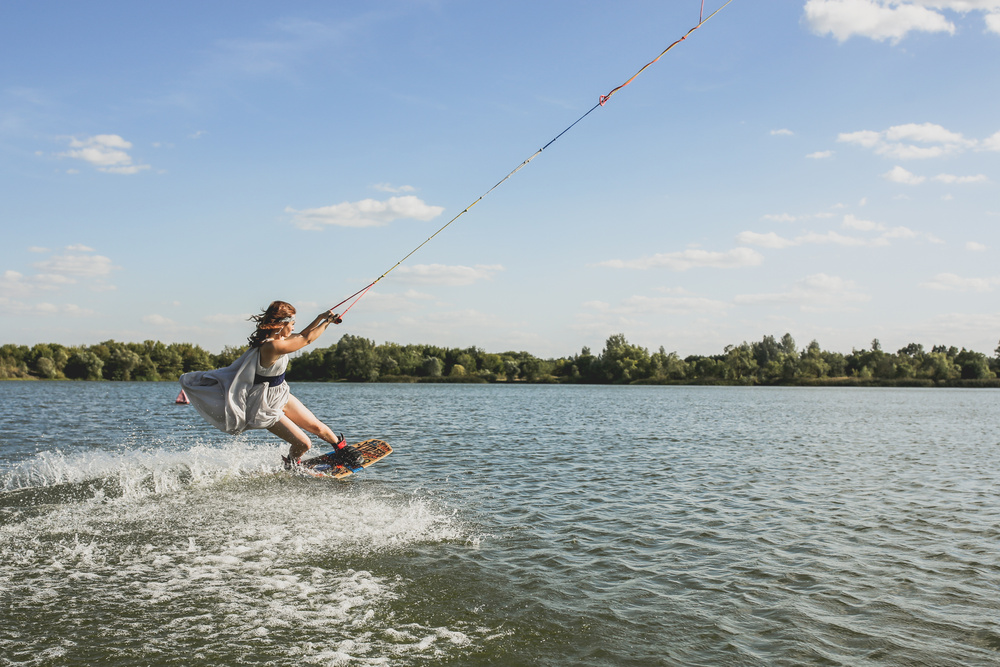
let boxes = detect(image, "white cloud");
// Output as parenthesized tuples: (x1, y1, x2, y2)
(0, 269, 84, 298)
(882, 166, 988, 184)
(735, 273, 871, 311)
(608, 295, 730, 315)
(0, 296, 95, 317)
(762, 213, 798, 223)
(654, 286, 694, 295)
(979, 130, 1000, 150)
(919, 272, 1000, 292)
(840, 123, 975, 159)
(804, 0, 956, 43)
(842, 214, 883, 231)
(966, 241, 988, 251)
(771, 129, 794, 136)
(142, 314, 177, 326)
(33, 273, 77, 288)
(911, 1, 1000, 11)
(807, 150, 834, 159)
(797, 230, 890, 246)
(933, 172, 989, 183)
(2, 247, 118, 305)
(838, 129, 882, 148)
(28, 246, 50, 253)
(59, 134, 151, 174)
(988, 12, 1000, 33)
(738, 215, 941, 248)
(597, 247, 764, 271)
(372, 183, 416, 193)
(883, 165, 926, 184)
(394, 263, 503, 286)
(0, 271, 32, 299)
(61, 304, 97, 317)
(881, 224, 942, 243)
(736, 231, 799, 248)
(286, 195, 444, 229)
(885, 122, 968, 144)
(33, 252, 115, 277)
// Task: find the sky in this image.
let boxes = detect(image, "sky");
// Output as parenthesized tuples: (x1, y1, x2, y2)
(1, 0, 998, 359)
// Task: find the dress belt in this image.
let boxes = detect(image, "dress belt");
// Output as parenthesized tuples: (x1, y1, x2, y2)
(253, 372, 286, 387)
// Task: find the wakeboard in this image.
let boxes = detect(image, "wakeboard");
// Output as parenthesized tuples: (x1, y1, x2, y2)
(295, 438, 392, 479)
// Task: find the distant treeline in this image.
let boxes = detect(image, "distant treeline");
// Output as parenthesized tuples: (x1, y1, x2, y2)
(2, 334, 999, 387)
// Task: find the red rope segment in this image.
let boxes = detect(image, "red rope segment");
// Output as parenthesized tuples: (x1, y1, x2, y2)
(600, 0, 735, 107)
(329, 0, 736, 318)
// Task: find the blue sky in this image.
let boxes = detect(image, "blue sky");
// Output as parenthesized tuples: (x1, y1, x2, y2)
(2, 0, 998, 359)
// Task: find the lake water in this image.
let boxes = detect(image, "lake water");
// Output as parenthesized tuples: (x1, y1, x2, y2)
(1, 381, 998, 666)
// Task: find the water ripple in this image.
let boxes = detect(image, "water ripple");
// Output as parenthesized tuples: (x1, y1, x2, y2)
(1, 382, 999, 665)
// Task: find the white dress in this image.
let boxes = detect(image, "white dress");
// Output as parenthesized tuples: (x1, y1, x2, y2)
(179, 347, 290, 435)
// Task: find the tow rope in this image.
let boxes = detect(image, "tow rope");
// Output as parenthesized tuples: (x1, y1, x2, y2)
(329, 0, 736, 319)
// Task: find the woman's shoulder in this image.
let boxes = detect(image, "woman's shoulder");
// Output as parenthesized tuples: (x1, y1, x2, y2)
(258, 340, 287, 367)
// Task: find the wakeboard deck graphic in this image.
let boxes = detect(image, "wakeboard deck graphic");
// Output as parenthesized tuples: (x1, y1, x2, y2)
(294, 438, 392, 479)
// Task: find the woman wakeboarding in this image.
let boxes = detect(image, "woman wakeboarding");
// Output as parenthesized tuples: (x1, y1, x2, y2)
(179, 300, 365, 470)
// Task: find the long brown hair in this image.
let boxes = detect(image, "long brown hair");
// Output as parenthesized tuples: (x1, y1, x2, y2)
(247, 300, 296, 348)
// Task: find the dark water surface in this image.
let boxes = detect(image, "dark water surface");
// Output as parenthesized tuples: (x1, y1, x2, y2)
(1, 382, 998, 666)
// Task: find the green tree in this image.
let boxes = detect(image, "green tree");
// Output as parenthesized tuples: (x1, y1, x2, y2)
(455, 352, 477, 373)
(133, 354, 160, 381)
(423, 356, 444, 378)
(175, 343, 213, 373)
(799, 340, 830, 379)
(520, 356, 543, 382)
(573, 347, 599, 382)
(146, 341, 183, 379)
(848, 343, 894, 380)
(398, 346, 426, 376)
(478, 352, 504, 377)
(27, 343, 65, 378)
(212, 345, 246, 368)
(336, 334, 379, 382)
(104, 342, 142, 381)
(650, 346, 687, 381)
(752, 335, 783, 368)
(780, 333, 797, 356)
(722, 343, 758, 382)
(64, 350, 104, 380)
(894, 343, 924, 379)
(599, 334, 650, 383)
(687, 355, 722, 380)
(918, 352, 960, 381)
(35, 356, 57, 379)
(954, 348, 993, 380)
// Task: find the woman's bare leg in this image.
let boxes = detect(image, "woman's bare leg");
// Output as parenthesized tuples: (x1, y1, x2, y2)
(282, 394, 341, 447)
(267, 414, 312, 461)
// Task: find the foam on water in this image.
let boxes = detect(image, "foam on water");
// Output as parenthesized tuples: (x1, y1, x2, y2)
(0, 441, 481, 665)
(7, 382, 1000, 665)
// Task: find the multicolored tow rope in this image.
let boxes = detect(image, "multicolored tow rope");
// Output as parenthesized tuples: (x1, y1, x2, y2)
(330, 0, 737, 319)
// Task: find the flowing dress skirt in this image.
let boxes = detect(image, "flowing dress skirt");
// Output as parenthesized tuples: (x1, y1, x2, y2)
(179, 348, 290, 435)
